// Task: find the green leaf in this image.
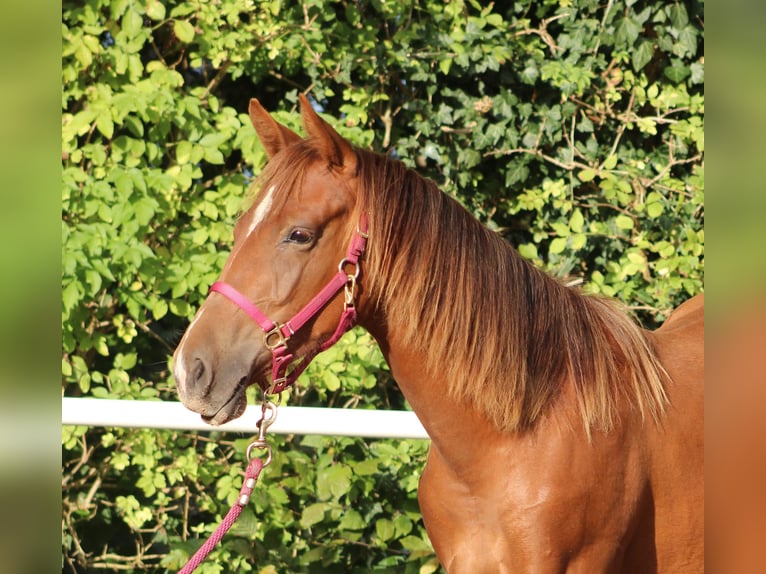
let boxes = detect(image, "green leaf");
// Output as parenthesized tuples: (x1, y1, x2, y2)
(664, 63, 690, 83)
(134, 199, 156, 226)
(677, 27, 698, 58)
(669, 3, 689, 29)
(122, 9, 143, 38)
(375, 518, 395, 542)
(146, 0, 166, 21)
(321, 368, 339, 391)
(578, 168, 597, 182)
(191, 228, 208, 245)
(627, 251, 646, 265)
(317, 464, 352, 500)
(169, 299, 190, 317)
(300, 503, 328, 528)
(62, 358, 73, 377)
(486, 13, 504, 27)
(85, 269, 102, 296)
(176, 140, 192, 164)
(174, 20, 195, 43)
(636, 117, 658, 135)
(551, 222, 570, 237)
(96, 111, 114, 139)
(95, 336, 109, 357)
(62, 281, 80, 312)
(419, 558, 441, 574)
(615, 215, 635, 230)
(203, 147, 225, 165)
(78, 373, 91, 393)
(394, 514, 413, 537)
(517, 243, 538, 261)
(647, 202, 664, 218)
(602, 155, 618, 170)
(115, 352, 137, 370)
(74, 42, 93, 68)
(549, 237, 568, 254)
(690, 62, 704, 84)
(505, 161, 529, 187)
(615, 15, 641, 47)
(569, 209, 584, 233)
(632, 41, 654, 71)
(571, 233, 587, 250)
(400, 534, 432, 552)
(354, 459, 379, 476)
(338, 509, 364, 531)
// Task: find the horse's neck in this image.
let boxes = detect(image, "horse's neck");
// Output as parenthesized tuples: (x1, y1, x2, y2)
(366, 319, 510, 469)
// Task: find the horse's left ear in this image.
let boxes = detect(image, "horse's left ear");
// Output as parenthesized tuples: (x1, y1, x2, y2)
(299, 94, 357, 172)
(249, 98, 302, 159)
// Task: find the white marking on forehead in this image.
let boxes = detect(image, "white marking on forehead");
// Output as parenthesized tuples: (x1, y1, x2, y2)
(247, 185, 276, 237)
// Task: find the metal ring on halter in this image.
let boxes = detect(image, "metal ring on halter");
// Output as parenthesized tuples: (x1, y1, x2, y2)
(338, 258, 361, 279)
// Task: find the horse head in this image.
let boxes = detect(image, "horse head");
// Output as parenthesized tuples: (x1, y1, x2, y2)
(172, 96, 365, 424)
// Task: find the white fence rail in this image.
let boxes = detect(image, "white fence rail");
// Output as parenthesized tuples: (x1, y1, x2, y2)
(61, 398, 429, 440)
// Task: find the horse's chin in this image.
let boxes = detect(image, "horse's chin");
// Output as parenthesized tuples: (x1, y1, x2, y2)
(200, 378, 249, 426)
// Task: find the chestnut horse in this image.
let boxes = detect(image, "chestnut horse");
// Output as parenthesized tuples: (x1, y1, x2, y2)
(173, 95, 704, 573)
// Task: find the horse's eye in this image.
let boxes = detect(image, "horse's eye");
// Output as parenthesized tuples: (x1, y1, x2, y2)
(287, 228, 314, 245)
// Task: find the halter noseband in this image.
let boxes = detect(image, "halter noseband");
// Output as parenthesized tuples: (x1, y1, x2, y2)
(209, 215, 369, 395)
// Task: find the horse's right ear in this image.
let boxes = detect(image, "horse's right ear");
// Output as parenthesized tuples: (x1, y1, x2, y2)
(248, 98, 302, 159)
(299, 94, 357, 173)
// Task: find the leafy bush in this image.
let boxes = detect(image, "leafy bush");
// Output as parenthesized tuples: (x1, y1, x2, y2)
(62, 0, 703, 572)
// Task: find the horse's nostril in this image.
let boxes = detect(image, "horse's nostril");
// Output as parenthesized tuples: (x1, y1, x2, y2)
(192, 358, 206, 384)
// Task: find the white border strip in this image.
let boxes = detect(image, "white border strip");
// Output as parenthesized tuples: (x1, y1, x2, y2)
(61, 398, 429, 440)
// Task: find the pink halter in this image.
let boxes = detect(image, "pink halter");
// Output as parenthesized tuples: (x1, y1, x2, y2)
(209, 215, 369, 395)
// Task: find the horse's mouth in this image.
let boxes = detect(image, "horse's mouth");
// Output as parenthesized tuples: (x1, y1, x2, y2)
(200, 376, 249, 426)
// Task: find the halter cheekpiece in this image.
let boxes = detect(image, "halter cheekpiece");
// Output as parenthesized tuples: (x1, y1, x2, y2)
(209, 215, 369, 395)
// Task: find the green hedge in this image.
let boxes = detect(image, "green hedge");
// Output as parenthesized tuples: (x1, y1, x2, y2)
(62, 1, 703, 572)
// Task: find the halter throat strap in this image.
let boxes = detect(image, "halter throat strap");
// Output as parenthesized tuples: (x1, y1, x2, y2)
(209, 216, 369, 395)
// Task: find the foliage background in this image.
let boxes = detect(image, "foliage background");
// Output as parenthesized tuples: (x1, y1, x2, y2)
(61, 0, 703, 572)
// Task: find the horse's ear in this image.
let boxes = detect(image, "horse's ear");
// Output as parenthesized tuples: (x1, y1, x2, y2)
(299, 94, 357, 172)
(249, 98, 302, 159)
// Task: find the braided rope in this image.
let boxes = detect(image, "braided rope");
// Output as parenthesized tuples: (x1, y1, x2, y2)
(178, 457, 264, 573)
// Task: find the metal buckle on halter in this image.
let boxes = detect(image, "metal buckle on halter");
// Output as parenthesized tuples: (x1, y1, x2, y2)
(265, 376, 288, 396)
(263, 323, 292, 350)
(344, 274, 357, 309)
(338, 258, 361, 310)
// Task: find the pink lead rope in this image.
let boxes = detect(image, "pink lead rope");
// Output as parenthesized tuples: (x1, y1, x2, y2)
(178, 458, 263, 574)
(178, 401, 277, 573)
(177, 219, 368, 572)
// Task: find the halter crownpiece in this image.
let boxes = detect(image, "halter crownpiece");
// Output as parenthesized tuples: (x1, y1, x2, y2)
(209, 214, 369, 395)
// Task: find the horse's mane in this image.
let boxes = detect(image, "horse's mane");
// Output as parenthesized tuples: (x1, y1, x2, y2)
(353, 149, 669, 434)
(256, 143, 669, 434)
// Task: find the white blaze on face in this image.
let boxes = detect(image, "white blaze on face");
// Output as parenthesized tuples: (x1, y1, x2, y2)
(247, 185, 276, 237)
